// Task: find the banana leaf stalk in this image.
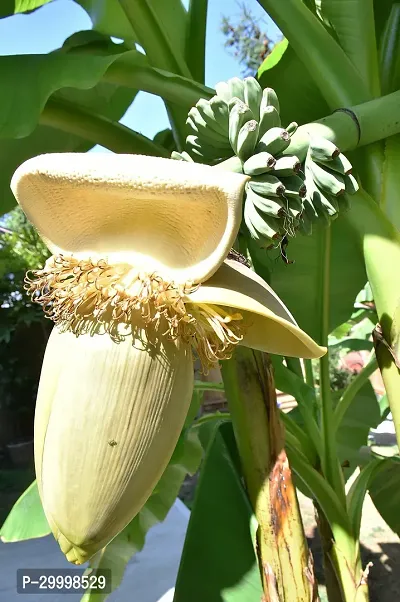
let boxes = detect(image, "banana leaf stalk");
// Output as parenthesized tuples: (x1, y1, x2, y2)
(222, 348, 319, 602)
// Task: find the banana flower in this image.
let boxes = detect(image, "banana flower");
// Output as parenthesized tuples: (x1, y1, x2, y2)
(11, 153, 325, 565)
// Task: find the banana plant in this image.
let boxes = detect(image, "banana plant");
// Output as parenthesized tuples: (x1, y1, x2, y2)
(1, 1, 400, 602)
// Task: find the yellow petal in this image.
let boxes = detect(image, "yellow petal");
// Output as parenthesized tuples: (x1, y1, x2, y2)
(35, 326, 193, 564)
(11, 153, 248, 285)
(185, 260, 326, 359)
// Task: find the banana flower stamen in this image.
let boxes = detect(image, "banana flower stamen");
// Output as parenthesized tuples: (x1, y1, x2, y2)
(25, 255, 245, 369)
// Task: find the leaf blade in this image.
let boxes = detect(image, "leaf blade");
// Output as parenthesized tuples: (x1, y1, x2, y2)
(0, 481, 50, 542)
(319, 0, 380, 95)
(173, 421, 263, 602)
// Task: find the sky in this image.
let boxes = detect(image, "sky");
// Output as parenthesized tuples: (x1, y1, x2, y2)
(0, 0, 281, 142)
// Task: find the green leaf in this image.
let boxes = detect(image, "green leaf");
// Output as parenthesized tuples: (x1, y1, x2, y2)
(0, 33, 211, 140)
(318, 0, 380, 96)
(270, 356, 322, 457)
(174, 421, 263, 602)
(185, 0, 208, 83)
(258, 37, 288, 73)
(379, 394, 391, 420)
(41, 98, 168, 157)
(0, 125, 91, 216)
(285, 439, 355, 561)
(346, 459, 384, 537)
(0, 46, 140, 140)
(336, 382, 381, 478)
(118, 0, 190, 76)
(0, 33, 212, 216)
(257, 0, 370, 108)
(117, 0, 191, 147)
(0, 481, 50, 542)
(270, 356, 316, 409)
(329, 338, 374, 352)
(258, 42, 329, 126)
(0, 0, 50, 17)
(266, 218, 367, 345)
(381, 134, 400, 229)
(374, 0, 397, 49)
(74, 0, 137, 43)
(379, 4, 400, 94)
(0, 98, 138, 214)
(16, 0, 51, 10)
(369, 457, 400, 536)
(81, 423, 202, 602)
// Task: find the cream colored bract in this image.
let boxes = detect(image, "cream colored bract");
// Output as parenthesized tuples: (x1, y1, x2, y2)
(11, 153, 326, 564)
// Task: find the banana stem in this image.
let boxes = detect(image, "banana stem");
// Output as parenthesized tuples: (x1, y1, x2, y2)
(288, 90, 400, 160)
(221, 348, 317, 601)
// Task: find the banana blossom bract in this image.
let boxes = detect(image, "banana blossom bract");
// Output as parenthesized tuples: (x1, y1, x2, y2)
(11, 153, 325, 565)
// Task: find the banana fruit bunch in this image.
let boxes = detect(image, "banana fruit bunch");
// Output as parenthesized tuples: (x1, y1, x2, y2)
(175, 76, 359, 249)
(300, 136, 359, 235)
(179, 77, 304, 247)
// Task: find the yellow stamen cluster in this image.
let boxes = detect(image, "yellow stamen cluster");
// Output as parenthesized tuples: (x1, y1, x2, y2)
(25, 255, 244, 369)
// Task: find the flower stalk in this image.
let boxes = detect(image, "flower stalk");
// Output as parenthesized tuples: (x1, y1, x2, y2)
(287, 89, 400, 161)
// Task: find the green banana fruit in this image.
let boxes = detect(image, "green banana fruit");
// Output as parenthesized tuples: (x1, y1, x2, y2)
(345, 173, 359, 194)
(243, 152, 276, 176)
(246, 198, 282, 241)
(182, 77, 360, 242)
(236, 120, 259, 162)
(208, 96, 230, 131)
(257, 127, 291, 156)
(309, 136, 340, 161)
(317, 153, 352, 175)
(247, 187, 284, 217)
(217, 77, 246, 103)
(298, 211, 313, 235)
(305, 169, 340, 219)
(171, 151, 193, 162)
(260, 87, 280, 114)
(244, 198, 266, 241)
(307, 160, 345, 196)
(311, 187, 339, 219)
(186, 112, 231, 146)
(186, 135, 230, 162)
(259, 106, 281, 139)
(280, 175, 307, 198)
(249, 174, 285, 197)
(286, 122, 298, 136)
(195, 99, 227, 137)
(228, 77, 246, 101)
(271, 156, 301, 177)
(229, 100, 254, 152)
(244, 77, 263, 119)
(303, 198, 319, 222)
(284, 196, 303, 218)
